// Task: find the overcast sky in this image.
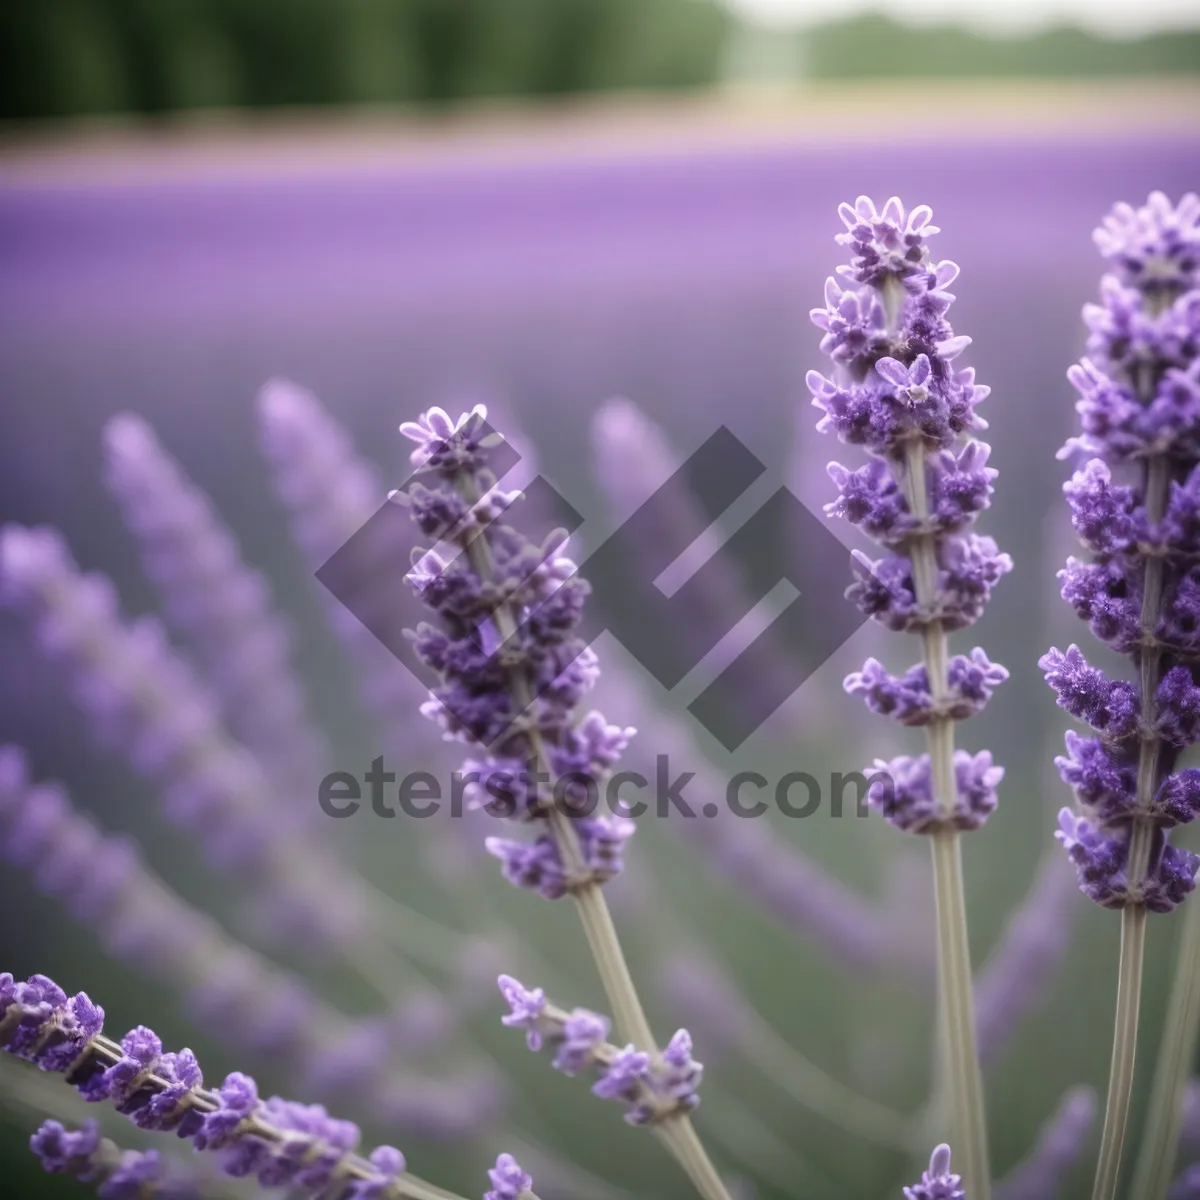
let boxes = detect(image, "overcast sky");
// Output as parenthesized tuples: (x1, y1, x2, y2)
(726, 0, 1200, 37)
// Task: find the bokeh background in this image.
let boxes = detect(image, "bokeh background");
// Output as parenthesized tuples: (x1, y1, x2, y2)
(2, 1, 1199, 1198)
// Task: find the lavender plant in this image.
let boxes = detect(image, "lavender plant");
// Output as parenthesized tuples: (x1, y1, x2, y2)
(396, 405, 730, 1200)
(1, 971, 536, 1200)
(810, 195, 1008, 1198)
(0, 186, 1169, 1200)
(1043, 191, 1200, 1200)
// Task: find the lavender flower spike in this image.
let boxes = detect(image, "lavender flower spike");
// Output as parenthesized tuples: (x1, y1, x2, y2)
(1, 970, 493, 1200)
(497, 975, 702, 1127)
(1046, 191, 1200, 1200)
(402, 408, 730, 1200)
(0, 524, 365, 949)
(903, 1144, 965, 1200)
(813, 196, 1000, 1196)
(0, 749, 497, 1142)
(399, 404, 635, 899)
(31, 1118, 204, 1198)
(103, 412, 327, 800)
(485, 1154, 539, 1200)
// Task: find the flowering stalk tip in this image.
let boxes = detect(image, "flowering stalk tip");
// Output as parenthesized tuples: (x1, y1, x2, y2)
(813, 194, 998, 1197)
(1047, 190, 1200, 1200)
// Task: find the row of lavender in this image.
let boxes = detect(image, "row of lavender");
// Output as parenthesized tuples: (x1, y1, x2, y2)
(0, 188, 1197, 1198)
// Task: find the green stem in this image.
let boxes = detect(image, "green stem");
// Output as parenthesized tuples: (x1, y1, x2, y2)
(901, 438, 992, 1200)
(930, 830, 992, 1200)
(455, 471, 731, 1200)
(1129, 874, 1200, 1199)
(1091, 456, 1170, 1199)
(1091, 904, 1148, 1200)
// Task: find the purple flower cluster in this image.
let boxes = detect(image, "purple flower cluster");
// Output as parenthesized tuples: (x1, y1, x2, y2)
(31, 1118, 202, 1199)
(1046, 192, 1200, 911)
(497, 975, 701, 1126)
(845, 648, 1008, 727)
(2, 970, 530, 1199)
(812, 196, 1010, 833)
(904, 1144, 965, 1200)
(485, 1153, 534, 1200)
(866, 749, 1003, 835)
(0, 747, 500, 1143)
(0, 973, 104, 1074)
(0, 524, 365, 946)
(103, 413, 327, 801)
(399, 406, 636, 898)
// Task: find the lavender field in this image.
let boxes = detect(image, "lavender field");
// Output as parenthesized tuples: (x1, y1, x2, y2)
(1, 108, 1199, 1200)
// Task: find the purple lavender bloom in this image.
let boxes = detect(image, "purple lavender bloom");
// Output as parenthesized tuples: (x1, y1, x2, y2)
(1094, 191, 1200, 298)
(398, 404, 637, 897)
(498, 975, 547, 1051)
(0, 753, 493, 1143)
(31, 1118, 203, 1199)
(845, 647, 1008, 726)
(0, 525, 366, 946)
(835, 196, 941, 291)
(1049, 193, 1200, 912)
(826, 441, 995, 546)
(552, 1011, 611, 1076)
(1040, 646, 1140, 738)
(591, 1045, 651, 1103)
(0, 972, 104, 1073)
(30, 1119, 104, 1177)
(1056, 809, 1199, 912)
(813, 197, 1008, 841)
(496, 977, 702, 1127)
(657, 1029, 703, 1113)
(903, 1144, 965, 1200)
(3, 972, 428, 1196)
(485, 1153, 533, 1200)
(103, 413, 327, 801)
(1063, 459, 1138, 555)
(867, 750, 1002, 834)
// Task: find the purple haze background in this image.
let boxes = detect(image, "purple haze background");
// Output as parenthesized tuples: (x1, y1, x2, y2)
(1, 122, 1199, 1198)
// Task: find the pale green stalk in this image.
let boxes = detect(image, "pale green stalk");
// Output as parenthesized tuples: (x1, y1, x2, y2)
(456, 472, 732, 1200)
(1129, 884, 1200, 1198)
(1090, 456, 1170, 1200)
(903, 437, 991, 1200)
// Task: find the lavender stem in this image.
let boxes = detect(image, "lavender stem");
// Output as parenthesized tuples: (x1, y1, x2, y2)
(1092, 906, 1147, 1200)
(453, 470, 730, 1200)
(904, 435, 991, 1200)
(1131, 881, 1200, 1199)
(1092, 455, 1170, 1200)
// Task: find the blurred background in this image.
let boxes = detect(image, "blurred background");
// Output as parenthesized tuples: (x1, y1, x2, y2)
(1, 2, 1199, 1198)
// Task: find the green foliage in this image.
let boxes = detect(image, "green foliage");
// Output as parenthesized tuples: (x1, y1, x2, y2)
(0, 0, 731, 120)
(1, 3, 1196, 123)
(798, 13, 1200, 79)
